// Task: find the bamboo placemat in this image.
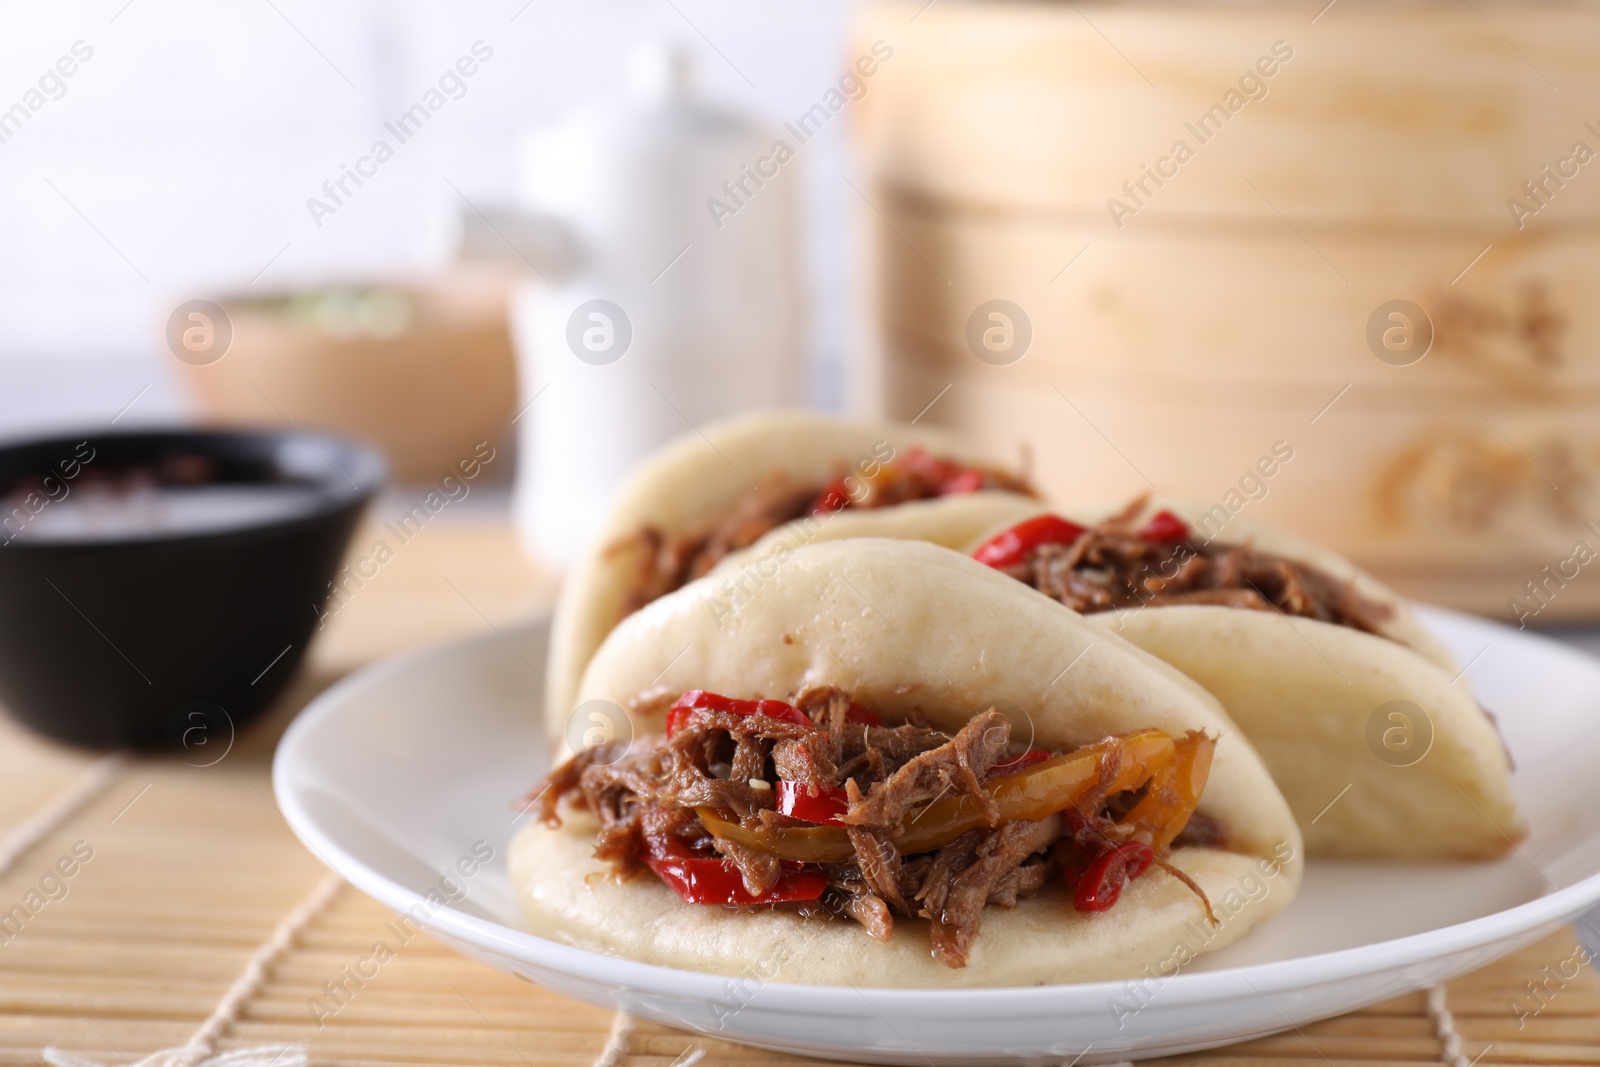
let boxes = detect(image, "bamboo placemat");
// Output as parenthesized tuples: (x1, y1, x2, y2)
(1, 507, 1596, 1067)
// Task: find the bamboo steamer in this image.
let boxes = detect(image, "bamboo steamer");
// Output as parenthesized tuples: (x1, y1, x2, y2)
(855, 0, 1600, 225)
(853, 0, 1600, 623)
(877, 198, 1600, 387)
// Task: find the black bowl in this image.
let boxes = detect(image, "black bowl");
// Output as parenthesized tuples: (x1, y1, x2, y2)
(0, 428, 384, 750)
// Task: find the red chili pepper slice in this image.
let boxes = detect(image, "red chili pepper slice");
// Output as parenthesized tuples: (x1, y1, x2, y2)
(665, 691, 882, 737)
(775, 780, 850, 826)
(940, 469, 987, 495)
(972, 514, 1088, 569)
(665, 690, 812, 738)
(845, 702, 882, 728)
(1058, 850, 1093, 892)
(987, 749, 1052, 778)
(899, 447, 975, 494)
(809, 476, 852, 518)
(900, 445, 955, 483)
(1136, 509, 1190, 544)
(1073, 841, 1155, 913)
(643, 853, 827, 906)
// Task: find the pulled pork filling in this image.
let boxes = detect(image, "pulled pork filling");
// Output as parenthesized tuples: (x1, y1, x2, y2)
(615, 448, 1033, 620)
(977, 499, 1393, 637)
(532, 687, 1215, 968)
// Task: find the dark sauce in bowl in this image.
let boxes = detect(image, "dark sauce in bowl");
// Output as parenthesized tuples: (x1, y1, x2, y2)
(0, 430, 384, 749)
(1, 438, 363, 545)
(7, 482, 327, 542)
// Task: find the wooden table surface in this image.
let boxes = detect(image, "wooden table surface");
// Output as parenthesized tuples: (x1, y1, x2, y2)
(1, 503, 1596, 1067)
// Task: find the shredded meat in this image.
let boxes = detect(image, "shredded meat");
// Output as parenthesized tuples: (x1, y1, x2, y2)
(1171, 810, 1227, 850)
(841, 891, 894, 940)
(988, 860, 1049, 907)
(846, 825, 913, 913)
(532, 689, 1215, 969)
(771, 686, 851, 789)
(1010, 497, 1394, 636)
(822, 865, 895, 941)
(614, 477, 819, 618)
(613, 455, 1033, 622)
(770, 737, 836, 791)
(843, 710, 1010, 832)
(924, 815, 1062, 968)
(714, 836, 784, 897)
(655, 709, 811, 819)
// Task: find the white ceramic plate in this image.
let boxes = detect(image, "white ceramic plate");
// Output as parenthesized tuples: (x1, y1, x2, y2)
(274, 607, 1600, 1065)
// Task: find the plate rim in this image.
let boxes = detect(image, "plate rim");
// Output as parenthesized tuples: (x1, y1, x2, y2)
(273, 604, 1600, 1014)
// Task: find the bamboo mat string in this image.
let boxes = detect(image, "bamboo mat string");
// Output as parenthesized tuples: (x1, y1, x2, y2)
(1425, 984, 1470, 1067)
(43, 871, 345, 1067)
(590, 1012, 635, 1067)
(0, 754, 125, 876)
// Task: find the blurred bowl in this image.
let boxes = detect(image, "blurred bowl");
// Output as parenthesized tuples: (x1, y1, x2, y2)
(0, 428, 384, 750)
(177, 273, 515, 482)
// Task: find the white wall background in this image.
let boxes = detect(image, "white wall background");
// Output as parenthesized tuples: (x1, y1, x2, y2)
(0, 0, 860, 436)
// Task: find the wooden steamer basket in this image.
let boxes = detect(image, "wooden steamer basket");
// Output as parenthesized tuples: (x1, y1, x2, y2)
(852, 0, 1600, 623)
